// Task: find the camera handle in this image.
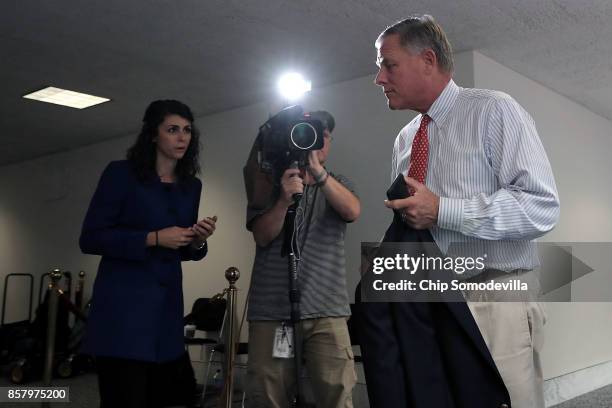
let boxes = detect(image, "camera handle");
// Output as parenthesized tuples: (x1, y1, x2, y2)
(289, 161, 303, 202)
(281, 200, 305, 407)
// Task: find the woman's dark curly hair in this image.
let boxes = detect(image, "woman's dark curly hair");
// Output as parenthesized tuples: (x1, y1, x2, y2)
(127, 99, 201, 181)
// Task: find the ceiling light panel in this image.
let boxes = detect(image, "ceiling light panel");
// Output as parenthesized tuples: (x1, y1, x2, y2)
(23, 87, 110, 109)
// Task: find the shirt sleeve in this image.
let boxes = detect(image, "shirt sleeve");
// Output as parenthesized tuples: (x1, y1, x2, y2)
(437, 96, 560, 240)
(332, 173, 358, 197)
(245, 180, 282, 231)
(181, 178, 208, 261)
(246, 205, 266, 232)
(79, 161, 150, 261)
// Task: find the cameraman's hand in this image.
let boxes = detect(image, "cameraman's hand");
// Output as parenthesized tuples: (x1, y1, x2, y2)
(252, 169, 303, 247)
(157, 226, 195, 249)
(307, 150, 324, 176)
(280, 168, 304, 205)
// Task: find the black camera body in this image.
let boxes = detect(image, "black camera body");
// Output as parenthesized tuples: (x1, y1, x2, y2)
(257, 105, 325, 175)
(244, 105, 326, 210)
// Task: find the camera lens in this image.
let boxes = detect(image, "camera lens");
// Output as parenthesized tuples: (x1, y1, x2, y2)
(290, 122, 318, 150)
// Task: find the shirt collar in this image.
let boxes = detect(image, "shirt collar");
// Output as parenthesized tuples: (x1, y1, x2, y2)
(426, 79, 459, 128)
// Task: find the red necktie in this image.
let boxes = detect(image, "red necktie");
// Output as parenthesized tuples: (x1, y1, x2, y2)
(407, 114, 431, 186)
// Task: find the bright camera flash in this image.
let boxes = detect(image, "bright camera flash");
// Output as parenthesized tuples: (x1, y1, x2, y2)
(277, 73, 311, 101)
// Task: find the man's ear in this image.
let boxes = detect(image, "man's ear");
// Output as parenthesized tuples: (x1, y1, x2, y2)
(421, 48, 437, 74)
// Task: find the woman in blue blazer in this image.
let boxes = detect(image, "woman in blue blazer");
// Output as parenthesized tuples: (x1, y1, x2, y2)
(80, 100, 216, 407)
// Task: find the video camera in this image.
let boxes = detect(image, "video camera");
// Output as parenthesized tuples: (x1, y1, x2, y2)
(256, 105, 325, 176)
(244, 105, 327, 210)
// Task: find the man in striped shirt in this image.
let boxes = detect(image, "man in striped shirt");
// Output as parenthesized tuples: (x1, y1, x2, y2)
(359, 15, 560, 408)
(245, 111, 360, 408)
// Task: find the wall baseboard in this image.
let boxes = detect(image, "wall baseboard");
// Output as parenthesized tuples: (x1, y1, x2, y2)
(545, 360, 612, 407)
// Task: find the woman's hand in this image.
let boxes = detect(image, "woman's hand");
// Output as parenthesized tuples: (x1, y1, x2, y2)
(191, 215, 217, 248)
(155, 226, 196, 249)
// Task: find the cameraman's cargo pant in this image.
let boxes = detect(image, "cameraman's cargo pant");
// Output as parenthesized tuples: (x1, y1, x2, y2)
(246, 317, 357, 408)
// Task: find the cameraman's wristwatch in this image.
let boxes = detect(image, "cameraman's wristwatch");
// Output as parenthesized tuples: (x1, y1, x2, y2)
(314, 169, 329, 187)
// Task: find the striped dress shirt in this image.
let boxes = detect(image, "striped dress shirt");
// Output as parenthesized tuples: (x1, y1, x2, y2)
(391, 79, 560, 271)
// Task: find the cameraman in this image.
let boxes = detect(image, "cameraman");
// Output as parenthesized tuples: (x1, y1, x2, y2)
(245, 110, 360, 408)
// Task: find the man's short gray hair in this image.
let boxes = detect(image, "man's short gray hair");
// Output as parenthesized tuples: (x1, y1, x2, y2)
(376, 15, 454, 74)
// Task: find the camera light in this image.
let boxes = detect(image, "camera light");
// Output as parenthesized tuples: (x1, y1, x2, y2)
(277, 73, 311, 101)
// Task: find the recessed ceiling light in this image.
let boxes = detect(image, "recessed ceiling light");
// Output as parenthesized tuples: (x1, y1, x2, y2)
(23, 86, 110, 109)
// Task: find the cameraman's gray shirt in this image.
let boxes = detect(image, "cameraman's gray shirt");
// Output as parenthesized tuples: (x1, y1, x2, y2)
(246, 173, 356, 321)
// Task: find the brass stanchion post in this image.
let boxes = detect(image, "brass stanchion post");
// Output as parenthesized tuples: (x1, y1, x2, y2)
(222, 267, 240, 408)
(41, 268, 62, 408)
(75, 271, 85, 310)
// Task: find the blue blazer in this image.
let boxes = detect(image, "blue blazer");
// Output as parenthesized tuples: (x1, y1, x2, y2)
(80, 160, 207, 362)
(357, 213, 510, 407)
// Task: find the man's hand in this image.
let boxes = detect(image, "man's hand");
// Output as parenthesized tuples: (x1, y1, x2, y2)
(157, 226, 195, 249)
(252, 169, 303, 247)
(280, 167, 304, 205)
(384, 177, 439, 229)
(307, 150, 324, 179)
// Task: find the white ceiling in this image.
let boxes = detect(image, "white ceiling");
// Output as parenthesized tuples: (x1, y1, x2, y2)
(2, 0, 611, 166)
